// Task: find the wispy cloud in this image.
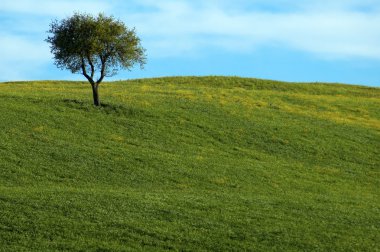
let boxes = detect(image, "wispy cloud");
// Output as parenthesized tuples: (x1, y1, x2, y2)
(0, 0, 379, 82)
(0, 0, 110, 81)
(0, 0, 110, 17)
(0, 34, 47, 80)
(123, 0, 380, 59)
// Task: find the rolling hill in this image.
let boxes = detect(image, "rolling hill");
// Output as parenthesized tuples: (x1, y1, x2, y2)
(0, 76, 379, 251)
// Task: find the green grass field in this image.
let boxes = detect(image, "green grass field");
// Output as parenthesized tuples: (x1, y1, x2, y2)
(0, 76, 379, 251)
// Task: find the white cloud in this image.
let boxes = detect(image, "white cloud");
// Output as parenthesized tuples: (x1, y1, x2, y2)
(0, 35, 49, 61)
(0, 34, 50, 81)
(0, 0, 110, 17)
(122, 0, 380, 59)
(0, 0, 112, 81)
(0, 0, 379, 81)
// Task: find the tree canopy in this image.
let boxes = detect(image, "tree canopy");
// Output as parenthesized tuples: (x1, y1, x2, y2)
(46, 13, 146, 106)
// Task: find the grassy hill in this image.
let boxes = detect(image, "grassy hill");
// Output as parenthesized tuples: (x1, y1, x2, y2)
(0, 76, 379, 251)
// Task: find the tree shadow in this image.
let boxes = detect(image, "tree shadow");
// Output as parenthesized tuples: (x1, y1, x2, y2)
(62, 99, 91, 111)
(61, 99, 150, 117)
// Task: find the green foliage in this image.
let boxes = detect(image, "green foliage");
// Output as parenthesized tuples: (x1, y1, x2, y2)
(46, 13, 146, 81)
(0, 77, 379, 251)
(46, 13, 146, 106)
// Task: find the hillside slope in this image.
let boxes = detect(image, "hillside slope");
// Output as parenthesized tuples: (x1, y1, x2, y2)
(0, 76, 379, 251)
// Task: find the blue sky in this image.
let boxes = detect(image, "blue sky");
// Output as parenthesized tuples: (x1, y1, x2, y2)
(0, 0, 379, 86)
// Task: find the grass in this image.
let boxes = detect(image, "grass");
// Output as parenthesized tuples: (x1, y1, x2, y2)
(0, 76, 379, 251)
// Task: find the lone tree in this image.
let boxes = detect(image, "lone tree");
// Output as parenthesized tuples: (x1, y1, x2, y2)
(46, 13, 146, 106)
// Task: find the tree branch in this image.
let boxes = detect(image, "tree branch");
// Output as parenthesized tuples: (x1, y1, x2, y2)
(86, 55, 95, 79)
(81, 57, 95, 86)
(96, 55, 107, 84)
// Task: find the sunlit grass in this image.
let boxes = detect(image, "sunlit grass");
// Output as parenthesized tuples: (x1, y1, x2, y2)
(0, 76, 379, 251)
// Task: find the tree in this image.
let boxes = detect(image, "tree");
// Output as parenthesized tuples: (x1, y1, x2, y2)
(46, 13, 146, 106)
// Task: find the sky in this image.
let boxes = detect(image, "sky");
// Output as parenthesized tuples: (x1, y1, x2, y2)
(0, 0, 379, 86)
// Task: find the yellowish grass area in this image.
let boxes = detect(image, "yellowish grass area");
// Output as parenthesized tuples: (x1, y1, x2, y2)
(185, 87, 380, 131)
(2, 80, 378, 131)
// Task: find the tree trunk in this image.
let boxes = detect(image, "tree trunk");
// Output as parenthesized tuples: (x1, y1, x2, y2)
(92, 84, 100, 106)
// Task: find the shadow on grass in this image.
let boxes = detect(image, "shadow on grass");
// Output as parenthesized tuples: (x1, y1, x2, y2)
(62, 99, 150, 117)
